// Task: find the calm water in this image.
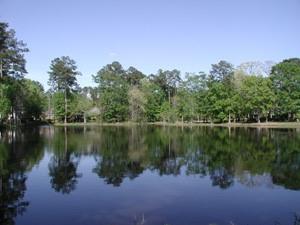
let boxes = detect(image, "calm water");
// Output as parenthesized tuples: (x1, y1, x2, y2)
(0, 126, 300, 225)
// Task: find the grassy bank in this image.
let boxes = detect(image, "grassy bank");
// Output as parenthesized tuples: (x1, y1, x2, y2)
(53, 121, 300, 128)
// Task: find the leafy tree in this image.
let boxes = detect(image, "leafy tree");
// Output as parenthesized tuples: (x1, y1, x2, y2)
(0, 22, 29, 79)
(240, 76, 275, 122)
(0, 83, 12, 124)
(207, 61, 238, 123)
(79, 86, 99, 104)
(69, 92, 93, 123)
(128, 86, 146, 122)
(205, 82, 232, 122)
(141, 79, 164, 122)
(150, 69, 181, 104)
(270, 58, 300, 121)
(52, 92, 66, 122)
(22, 79, 46, 121)
(181, 72, 208, 122)
(160, 101, 177, 122)
(93, 61, 129, 122)
(209, 60, 234, 84)
(0, 78, 27, 125)
(124, 66, 145, 86)
(48, 56, 80, 124)
(176, 74, 201, 122)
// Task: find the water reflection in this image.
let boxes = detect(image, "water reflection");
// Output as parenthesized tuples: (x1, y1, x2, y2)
(38, 126, 300, 190)
(0, 128, 44, 225)
(0, 126, 300, 224)
(48, 127, 82, 194)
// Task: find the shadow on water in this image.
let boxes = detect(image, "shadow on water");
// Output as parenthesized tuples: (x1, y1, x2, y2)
(0, 125, 300, 224)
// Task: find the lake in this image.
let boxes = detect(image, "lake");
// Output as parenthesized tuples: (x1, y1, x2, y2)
(0, 126, 300, 225)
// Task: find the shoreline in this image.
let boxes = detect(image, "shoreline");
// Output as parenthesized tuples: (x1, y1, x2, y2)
(53, 121, 300, 129)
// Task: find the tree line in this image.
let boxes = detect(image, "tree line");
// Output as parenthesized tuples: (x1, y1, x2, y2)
(1, 21, 300, 125)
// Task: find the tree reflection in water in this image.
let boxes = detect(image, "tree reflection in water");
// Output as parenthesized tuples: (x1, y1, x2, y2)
(0, 128, 44, 225)
(44, 126, 300, 191)
(1, 126, 300, 224)
(48, 127, 81, 194)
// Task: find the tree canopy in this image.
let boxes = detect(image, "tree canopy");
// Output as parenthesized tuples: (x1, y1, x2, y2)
(1, 21, 300, 125)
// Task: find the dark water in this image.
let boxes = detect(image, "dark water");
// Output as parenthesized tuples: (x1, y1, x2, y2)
(0, 126, 300, 225)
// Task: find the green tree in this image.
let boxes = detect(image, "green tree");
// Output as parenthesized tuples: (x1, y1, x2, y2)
(48, 56, 80, 124)
(22, 79, 46, 121)
(0, 83, 12, 124)
(69, 92, 93, 123)
(205, 82, 232, 122)
(240, 76, 275, 122)
(270, 58, 300, 121)
(150, 69, 181, 105)
(208, 61, 237, 123)
(209, 60, 234, 84)
(176, 75, 201, 122)
(141, 79, 164, 122)
(181, 72, 208, 122)
(93, 62, 129, 122)
(128, 86, 146, 122)
(0, 22, 29, 79)
(52, 92, 66, 122)
(124, 66, 145, 86)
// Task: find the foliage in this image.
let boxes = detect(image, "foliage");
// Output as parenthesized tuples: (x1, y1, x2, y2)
(270, 58, 300, 120)
(93, 61, 129, 122)
(128, 86, 147, 122)
(22, 79, 46, 120)
(239, 76, 275, 122)
(0, 82, 12, 122)
(124, 66, 145, 86)
(0, 22, 29, 79)
(150, 69, 181, 101)
(209, 60, 234, 84)
(48, 56, 81, 123)
(141, 79, 164, 122)
(48, 56, 80, 92)
(2, 22, 300, 125)
(52, 92, 66, 122)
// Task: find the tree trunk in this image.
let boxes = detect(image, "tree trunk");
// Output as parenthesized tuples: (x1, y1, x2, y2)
(0, 59, 3, 78)
(48, 95, 51, 120)
(13, 108, 16, 126)
(228, 112, 231, 124)
(64, 90, 67, 124)
(64, 126, 68, 154)
(168, 134, 171, 157)
(181, 116, 183, 123)
(288, 112, 291, 121)
(168, 90, 171, 106)
(257, 114, 260, 123)
(84, 113, 87, 124)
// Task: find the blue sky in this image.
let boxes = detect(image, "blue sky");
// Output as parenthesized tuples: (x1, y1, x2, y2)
(1, 0, 299, 89)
